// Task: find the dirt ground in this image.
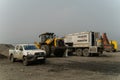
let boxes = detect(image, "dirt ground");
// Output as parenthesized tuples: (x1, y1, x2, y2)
(0, 52, 120, 80)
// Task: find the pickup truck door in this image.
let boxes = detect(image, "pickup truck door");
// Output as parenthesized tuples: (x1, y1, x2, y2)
(14, 45, 19, 58)
(17, 46, 23, 59)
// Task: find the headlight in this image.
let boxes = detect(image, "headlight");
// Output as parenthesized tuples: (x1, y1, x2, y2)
(27, 52, 33, 56)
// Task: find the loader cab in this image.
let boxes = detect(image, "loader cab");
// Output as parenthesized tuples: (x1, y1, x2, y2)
(39, 32, 55, 43)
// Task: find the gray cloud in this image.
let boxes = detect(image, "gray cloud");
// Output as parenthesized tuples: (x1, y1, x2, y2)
(0, 0, 120, 44)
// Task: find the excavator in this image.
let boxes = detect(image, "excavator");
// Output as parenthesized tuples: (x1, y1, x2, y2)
(34, 32, 66, 57)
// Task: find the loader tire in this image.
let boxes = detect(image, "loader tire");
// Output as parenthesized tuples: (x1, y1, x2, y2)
(83, 49, 90, 57)
(76, 49, 83, 56)
(41, 45, 51, 57)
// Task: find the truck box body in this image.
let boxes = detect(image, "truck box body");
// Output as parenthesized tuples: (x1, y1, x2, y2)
(64, 32, 103, 56)
(65, 32, 100, 47)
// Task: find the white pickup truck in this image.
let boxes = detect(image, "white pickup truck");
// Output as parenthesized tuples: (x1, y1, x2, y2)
(9, 44, 46, 66)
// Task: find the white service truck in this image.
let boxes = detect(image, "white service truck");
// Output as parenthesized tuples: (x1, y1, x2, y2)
(64, 31, 103, 57)
(9, 44, 46, 66)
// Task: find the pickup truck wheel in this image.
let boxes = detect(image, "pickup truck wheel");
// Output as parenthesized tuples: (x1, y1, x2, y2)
(10, 55, 15, 62)
(23, 57, 29, 66)
(76, 49, 83, 56)
(83, 49, 90, 57)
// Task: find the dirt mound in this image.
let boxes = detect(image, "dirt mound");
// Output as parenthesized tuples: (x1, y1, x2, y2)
(0, 54, 7, 59)
(0, 44, 14, 57)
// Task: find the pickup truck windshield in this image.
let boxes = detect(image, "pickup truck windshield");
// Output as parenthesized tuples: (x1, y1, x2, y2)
(24, 45, 38, 50)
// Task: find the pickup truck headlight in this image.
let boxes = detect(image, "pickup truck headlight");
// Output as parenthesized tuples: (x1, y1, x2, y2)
(27, 52, 33, 56)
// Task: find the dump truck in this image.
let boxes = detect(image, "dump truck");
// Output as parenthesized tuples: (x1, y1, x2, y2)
(102, 33, 118, 52)
(35, 32, 66, 57)
(64, 31, 103, 57)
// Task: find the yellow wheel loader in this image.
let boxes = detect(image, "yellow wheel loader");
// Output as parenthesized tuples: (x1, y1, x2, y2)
(35, 32, 66, 57)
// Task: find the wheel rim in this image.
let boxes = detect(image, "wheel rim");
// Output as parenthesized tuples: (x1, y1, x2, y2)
(76, 49, 82, 56)
(83, 49, 89, 57)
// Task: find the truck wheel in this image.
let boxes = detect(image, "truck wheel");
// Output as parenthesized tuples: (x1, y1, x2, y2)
(10, 55, 15, 62)
(83, 49, 90, 57)
(23, 57, 29, 66)
(41, 45, 51, 57)
(76, 49, 83, 56)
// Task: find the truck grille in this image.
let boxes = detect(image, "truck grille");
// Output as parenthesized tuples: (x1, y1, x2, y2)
(90, 47, 97, 53)
(35, 52, 44, 56)
(90, 48, 96, 52)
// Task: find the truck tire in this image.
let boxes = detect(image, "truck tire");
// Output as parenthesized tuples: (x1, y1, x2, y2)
(23, 57, 29, 66)
(10, 54, 15, 62)
(83, 49, 90, 57)
(76, 49, 83, 56)
(41, 45, 51, 57)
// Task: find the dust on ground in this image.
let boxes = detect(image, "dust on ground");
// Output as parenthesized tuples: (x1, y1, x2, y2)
(0, 44, 120, 80)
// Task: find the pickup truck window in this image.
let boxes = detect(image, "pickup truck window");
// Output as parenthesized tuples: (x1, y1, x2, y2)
(24, 45, 37, 50)
(16, 45, 19, 50)
(19, 46, 23, 51)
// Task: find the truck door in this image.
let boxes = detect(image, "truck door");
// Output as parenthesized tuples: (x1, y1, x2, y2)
(14, 45, 19, 58)
(17, 46, 23, 59)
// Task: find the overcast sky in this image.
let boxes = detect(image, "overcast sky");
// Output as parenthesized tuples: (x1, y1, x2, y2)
(0, 0, 120, 44)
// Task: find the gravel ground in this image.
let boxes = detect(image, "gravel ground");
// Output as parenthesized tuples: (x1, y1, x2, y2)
(0, 52, 120, 80)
